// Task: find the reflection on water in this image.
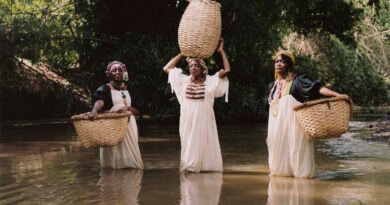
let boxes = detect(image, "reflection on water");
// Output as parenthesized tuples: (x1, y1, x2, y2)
(98, 169, 143, 205)
(180, 172, 222, 205)
(267, 177, 314, 205)
(0, 112, 390, 204)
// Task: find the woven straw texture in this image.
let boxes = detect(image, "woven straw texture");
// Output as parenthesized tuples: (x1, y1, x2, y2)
(71, 112, 131, 148)
(178, 0, 221, 58)
(293, 96, 351, 140)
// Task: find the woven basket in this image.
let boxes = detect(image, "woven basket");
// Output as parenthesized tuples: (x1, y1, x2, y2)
(293, 96, 352, 140)
(178, 0, 221, 58)
(71, 112, 131, 148)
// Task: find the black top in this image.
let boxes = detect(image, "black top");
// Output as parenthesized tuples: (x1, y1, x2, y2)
(267, 74, 323, 103)
(92, 84, 143, 112)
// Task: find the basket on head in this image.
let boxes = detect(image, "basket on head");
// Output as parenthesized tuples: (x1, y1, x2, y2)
(71, 112, 131, 148)
(178, 0, 221, 58)
(293, 96, 352, 140)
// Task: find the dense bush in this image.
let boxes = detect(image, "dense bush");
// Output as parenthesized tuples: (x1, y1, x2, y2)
(0, 0, 388, 121)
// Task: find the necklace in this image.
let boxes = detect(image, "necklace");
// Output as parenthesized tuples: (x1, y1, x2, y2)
(111, 82, 120, 90)
(273, 80, 286, 99)
(110, 82, 123, 90)
(191, 75, 206, 84)
(120, 91, 126, 99)
(109, 82, 126, 99)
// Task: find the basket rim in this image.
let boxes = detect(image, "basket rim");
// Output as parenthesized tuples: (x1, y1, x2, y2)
(189, 0, 221, 7)
(71, 111, 132, 121)
(293, 96, 351, 111)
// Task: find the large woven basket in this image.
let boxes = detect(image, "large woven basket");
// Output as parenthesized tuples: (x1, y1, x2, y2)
(293, 96, 352, 140)
(178, 0, 221, 58)
(71, 112, 131, 148)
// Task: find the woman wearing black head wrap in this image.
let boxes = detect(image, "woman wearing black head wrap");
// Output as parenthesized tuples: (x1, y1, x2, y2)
(88, 61, 143, 169)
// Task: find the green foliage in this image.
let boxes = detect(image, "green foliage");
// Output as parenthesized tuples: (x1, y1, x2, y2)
(0, 0, 388, 120)
(354, 0, 390, 76)
(0, 0, 81, 68)
(295, 35, 389, 105)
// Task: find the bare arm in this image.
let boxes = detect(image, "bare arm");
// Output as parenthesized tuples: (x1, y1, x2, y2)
(319, 87, 348, 98)
(128, 107, 139, 115)
(217, 39, 231, 78)
(163, 53, 183, 74)
(88, 99, 104, 120)
(117, 105, 139, 116)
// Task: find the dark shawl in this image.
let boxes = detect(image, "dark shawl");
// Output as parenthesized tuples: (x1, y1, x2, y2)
(266, 74, 323, 110)
(92, 84, 143, 112)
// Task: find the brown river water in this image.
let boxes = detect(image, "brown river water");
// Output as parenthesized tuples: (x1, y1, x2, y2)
(0, 110, 389, 205)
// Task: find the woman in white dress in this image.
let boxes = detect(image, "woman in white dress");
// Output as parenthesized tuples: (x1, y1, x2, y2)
(163, 40, 230, 172)
(88, 61, 144, 169)
(266, 50, 348, 178)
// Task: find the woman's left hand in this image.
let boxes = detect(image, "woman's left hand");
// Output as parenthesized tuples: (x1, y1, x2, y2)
(335, 93, 350, 100)
(117, 106, 132, 115)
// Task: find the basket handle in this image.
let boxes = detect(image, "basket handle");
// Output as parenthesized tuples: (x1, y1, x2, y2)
(333, 96, 353, 120)
(326, 101, 331, 110)
(347, 97, 354, 120)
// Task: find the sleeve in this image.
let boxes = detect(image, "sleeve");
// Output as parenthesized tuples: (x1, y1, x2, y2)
(210, 71, 229, 102)
(168, 68, 188, 104)
(91, 84, 113, 111)
(292, 74, 323, 102)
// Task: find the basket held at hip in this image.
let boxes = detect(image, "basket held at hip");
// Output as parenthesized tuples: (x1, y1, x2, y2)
(71, 112, 132, 148)
(293, 96, 352, 140)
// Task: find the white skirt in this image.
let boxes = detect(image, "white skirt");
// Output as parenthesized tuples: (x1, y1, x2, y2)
(267, 95, 315, 178)
(100, 116, 144, 169)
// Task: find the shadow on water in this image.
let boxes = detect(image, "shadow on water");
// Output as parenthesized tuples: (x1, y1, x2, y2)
(0, 108, 389, 204)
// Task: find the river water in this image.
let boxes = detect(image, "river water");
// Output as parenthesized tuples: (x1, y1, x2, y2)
(0, 110, 389, 205)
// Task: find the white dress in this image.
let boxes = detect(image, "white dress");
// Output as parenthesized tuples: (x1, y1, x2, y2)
(169, 68, 229, 172)
(100, 90, 144, 169)
(267, 95, 315, 178)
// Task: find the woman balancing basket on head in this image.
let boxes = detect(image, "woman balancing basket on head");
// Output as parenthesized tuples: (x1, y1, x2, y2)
(163, 0, 230, 172)
(71, 61, 143, 169)
(266, 50, 351, 178)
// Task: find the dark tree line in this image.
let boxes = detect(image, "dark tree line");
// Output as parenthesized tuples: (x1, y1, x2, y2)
(0, 0, 388, 121)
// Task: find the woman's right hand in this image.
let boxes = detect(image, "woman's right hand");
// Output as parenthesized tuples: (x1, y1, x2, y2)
(163, 53, 183, 73)
(88, 100, 104, 121)
(88, 111, 98, 121)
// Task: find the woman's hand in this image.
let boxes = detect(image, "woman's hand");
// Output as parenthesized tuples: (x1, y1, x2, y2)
(163, 53, 183, 74)
(319, 87, 349, 99)
(117, 106, 134, 115)
(88, 111, 98, 121)
(217, 38, 224, 53)
(335, 93, 350, 100)
(117, 105, 130, 113)
(217, 38, 231, 78)
(88, 100, 104, 120)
